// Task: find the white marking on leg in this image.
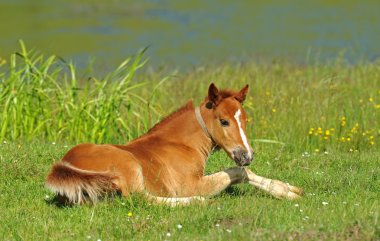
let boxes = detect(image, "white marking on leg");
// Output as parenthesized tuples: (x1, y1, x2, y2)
(234, 109, 252, 159)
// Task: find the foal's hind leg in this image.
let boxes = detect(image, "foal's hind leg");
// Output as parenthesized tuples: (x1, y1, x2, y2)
(244, 169, 303, 200)
(144, 193, 205, 207)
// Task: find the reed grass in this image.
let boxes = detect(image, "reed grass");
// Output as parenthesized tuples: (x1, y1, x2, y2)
(0, 41, 162, 143)
(1, 41, 379, 152)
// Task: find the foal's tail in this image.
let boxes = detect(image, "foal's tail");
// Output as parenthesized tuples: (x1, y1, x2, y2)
(45, 162, 117, 204)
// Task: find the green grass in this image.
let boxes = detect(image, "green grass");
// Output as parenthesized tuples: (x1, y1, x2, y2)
(1, 42, 379, 151)
(0, 43, 379, 240)
(0, 143, 378, 240)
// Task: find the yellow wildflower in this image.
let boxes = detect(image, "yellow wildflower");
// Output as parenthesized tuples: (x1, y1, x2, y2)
(369, 136, 374, 140)
(370, 141, 375, 145)
(340, 117, 346, 127)
(128, 212, 133, 217)
(317, 127, 323, 135)
(369, 97, 373, 102)
(308, 128, 314, 135)
(341, 137, 345, 142)
(0, 57, 6, 65)
(351, 126, 358, 133)
(375, 104, 380, 109)
(272, 108, 276, 113)
(315, 149, 320, 153)
(347, 137, 351, 142)
(325, 130, 330, 136)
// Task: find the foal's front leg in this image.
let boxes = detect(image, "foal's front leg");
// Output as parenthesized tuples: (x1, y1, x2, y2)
(244, 169, 303, 200)
(195, 167, 248, 197)
(195, 167, 303, 200)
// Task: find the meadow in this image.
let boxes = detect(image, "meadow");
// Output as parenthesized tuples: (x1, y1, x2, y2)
(0, 43, 379, 240)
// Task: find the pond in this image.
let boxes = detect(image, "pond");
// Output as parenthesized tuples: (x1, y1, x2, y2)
(1, 0, 379, 69)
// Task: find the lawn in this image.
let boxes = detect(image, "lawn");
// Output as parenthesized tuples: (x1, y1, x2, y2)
(0, 142, 378, 240)
(0, 45, 379, 240)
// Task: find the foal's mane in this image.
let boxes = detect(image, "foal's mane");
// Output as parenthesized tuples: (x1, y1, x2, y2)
(147, 100, 194, 134)
(146, 89, 238, 134)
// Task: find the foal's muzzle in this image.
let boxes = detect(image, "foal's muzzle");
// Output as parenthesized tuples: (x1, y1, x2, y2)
(232, 147, 253, 167)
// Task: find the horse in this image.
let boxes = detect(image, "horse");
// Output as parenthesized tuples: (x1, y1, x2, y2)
(46, 83, 303, 206)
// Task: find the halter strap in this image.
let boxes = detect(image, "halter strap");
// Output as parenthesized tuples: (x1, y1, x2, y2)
(195, 107, 211, 138)
(195, 106, 220, 153)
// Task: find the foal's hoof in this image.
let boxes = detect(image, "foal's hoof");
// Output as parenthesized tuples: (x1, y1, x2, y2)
(287, 183, 304, 196)
(285, 183, 303, 200)
(270, 180, 304, 200)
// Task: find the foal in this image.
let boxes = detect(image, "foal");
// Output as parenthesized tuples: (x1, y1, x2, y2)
(46, 83, 302, 205)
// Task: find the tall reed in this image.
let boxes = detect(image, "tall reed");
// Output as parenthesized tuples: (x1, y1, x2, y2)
(0, 41, 160, 143)
(0, 41, 379, 152)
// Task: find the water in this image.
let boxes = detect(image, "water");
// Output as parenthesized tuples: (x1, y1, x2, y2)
(1, 0, 379, 69)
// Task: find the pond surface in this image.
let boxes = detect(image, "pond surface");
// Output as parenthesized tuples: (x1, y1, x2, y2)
(1, 0, 379, 69)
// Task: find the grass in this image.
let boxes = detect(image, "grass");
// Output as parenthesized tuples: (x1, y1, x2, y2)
(0, 143, 378, 240)
(0, 43, 379, 240)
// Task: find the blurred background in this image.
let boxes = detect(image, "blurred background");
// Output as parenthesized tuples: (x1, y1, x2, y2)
(1, 0, 380, 70)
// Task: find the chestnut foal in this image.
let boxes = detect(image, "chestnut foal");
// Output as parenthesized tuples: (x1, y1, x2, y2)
(46, 83, 302, 206)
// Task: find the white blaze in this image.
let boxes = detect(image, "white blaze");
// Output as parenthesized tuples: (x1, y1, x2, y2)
(234, 109, 252, 159)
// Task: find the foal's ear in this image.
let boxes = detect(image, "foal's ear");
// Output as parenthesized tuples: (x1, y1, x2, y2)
(235, 84, 249, 103)
(207, 83, 220, 107)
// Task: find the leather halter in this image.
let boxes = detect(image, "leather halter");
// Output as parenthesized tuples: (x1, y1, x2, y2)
(195, 107, 219, 153)
(195, 107, 212, 139)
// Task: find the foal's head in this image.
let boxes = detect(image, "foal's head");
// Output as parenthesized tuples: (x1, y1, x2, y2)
(203, 83, 254, 166)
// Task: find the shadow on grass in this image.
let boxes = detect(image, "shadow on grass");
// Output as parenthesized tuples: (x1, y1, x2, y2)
(45, 191, 123, 208)
(224, 186, 248, 196)
(45, 195, 74, 208)
(222, 185, 277, 199)
(45, 187, 273, 208)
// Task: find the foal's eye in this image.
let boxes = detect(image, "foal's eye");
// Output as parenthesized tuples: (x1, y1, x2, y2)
(219, 119, 229, 127)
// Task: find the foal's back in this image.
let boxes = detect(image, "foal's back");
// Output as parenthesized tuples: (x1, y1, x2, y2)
(56, 104, 205, 198)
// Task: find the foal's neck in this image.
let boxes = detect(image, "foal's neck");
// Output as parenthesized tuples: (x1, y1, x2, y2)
(147, 102, 214, 159)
